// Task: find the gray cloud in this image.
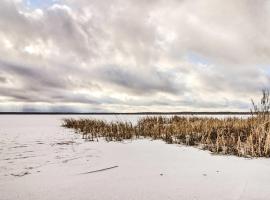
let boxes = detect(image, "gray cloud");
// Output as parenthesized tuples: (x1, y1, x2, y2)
(0, 0, 269, 112)
(94, 65, 181, 95)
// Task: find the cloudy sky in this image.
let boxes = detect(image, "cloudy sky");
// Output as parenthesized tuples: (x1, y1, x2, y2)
(0, 0, 270, 112)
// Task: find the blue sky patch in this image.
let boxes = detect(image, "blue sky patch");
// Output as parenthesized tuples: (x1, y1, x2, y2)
(187, 52, 210, 65)
(25, 0, 57, 8)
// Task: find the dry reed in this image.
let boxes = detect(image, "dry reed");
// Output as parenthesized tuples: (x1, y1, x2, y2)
(62, 90, 270, 158)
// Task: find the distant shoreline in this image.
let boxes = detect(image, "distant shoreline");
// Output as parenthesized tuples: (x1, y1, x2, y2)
(0, 112, 252, 115)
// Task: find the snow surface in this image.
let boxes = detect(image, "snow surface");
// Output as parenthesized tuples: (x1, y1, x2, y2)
(0, 115, 270, 200)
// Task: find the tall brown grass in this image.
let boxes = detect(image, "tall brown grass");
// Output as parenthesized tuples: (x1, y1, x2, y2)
(63, 90, 270, 157)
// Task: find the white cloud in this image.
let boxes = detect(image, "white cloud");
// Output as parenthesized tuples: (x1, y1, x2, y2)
(0, 0, 269, 112)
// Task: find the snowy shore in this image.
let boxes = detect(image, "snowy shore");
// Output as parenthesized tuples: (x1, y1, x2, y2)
(1, 115, 270, 200)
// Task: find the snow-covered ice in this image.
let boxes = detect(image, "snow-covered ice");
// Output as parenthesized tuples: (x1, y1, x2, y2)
(1, 115, 270, 200)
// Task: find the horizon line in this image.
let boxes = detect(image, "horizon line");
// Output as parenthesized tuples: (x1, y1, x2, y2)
(0, 111, 253, 115)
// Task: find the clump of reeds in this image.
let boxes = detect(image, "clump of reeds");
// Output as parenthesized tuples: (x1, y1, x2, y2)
(62, 90, 270, 158)
(63, 118, 135, 141)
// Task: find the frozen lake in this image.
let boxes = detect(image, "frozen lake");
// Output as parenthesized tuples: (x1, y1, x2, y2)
(0, 115, 270, 200)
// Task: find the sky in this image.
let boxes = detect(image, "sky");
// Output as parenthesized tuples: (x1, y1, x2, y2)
(0, 0, 270, 112)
